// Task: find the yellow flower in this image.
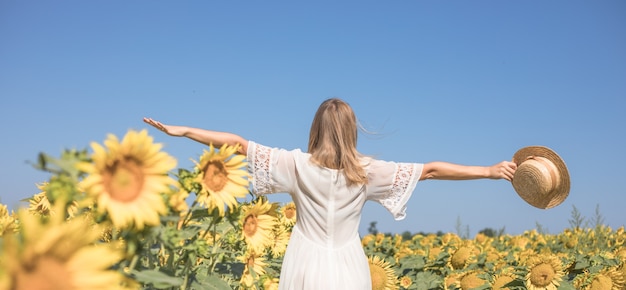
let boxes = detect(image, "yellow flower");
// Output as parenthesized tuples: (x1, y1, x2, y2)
(587, 267, 626, 290)
(375, 233, 386, 246)
(427, 246, 443, 261)
(262, 277, 280, 290)
(474, 232, 490, 244)
(399, 276, 412, 288)
(238, 250, 268, 277)
(271, 225, 290, 258)
(193, 144, 248, 216)
(198, 229, 221, 246)
(394, 245, 414, 260)
(28, 186, 52, 216)
(0, 204, 18, 237)
(78, 129, 177, 229)
(362, 234, 375, 246)
(239, 269, 257, 290)
(509, 236, 530, 249)
(444, 273, 461, 290)
(279, 202, 297, 226)
(168, 188, 190, 213)
(0, 209, 130, 290)
(492, 272, 517, 289)
(459, 271, 487, 290)
(441, 233, 462, 246)
(524, 255, 564, 290)
(449, 244, 480, 270)
(368, 255, 398, 290)
(240, 198, 278, 253)
(29, 183, 79, 218)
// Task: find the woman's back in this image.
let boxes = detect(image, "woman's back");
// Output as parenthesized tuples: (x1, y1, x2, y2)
(247, 141, 423, 289)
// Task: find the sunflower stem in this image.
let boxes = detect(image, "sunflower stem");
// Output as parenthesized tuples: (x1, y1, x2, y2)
(128, 254, 139, 272)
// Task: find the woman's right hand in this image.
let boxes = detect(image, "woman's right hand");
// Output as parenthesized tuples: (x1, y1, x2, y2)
(488, 161, 517, 181)
(143, 117, 187, 137)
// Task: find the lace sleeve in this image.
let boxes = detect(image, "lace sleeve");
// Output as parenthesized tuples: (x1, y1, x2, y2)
(367, 161, 423, 220)
(247, 141, 274, 195)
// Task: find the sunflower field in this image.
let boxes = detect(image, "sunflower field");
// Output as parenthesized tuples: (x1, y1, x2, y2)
(0, 130, 624, 290)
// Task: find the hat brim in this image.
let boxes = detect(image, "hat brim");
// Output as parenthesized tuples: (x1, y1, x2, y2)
(512, 146, 570, 209)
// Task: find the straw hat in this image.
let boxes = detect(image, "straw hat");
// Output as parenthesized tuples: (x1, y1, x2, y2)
(512, 146, 570, 209)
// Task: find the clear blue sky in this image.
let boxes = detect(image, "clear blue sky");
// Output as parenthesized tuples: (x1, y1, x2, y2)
(1, 1, 624, 237)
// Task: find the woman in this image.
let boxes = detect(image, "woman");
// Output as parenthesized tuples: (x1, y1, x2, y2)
(143, 98, 516, 290)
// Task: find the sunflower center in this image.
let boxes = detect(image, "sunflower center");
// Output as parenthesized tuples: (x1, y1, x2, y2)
(369, 265, 388, 290)
(529, 263, 556, 287)
(400, 276, 412, 288)
(202, 161, 228, 192)
(284, 207, 296, 219)
(589, 274, 612, 290)
(243, 214, 258, 237)
(460, 273, 484, 290)
(103, 158, 145, 202)
(247, 256, 255, 268)
(15, 256, 72, 290)
(451, 247, 471, 269)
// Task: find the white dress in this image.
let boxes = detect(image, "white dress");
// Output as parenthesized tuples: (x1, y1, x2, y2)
(247, 141, 423, 290)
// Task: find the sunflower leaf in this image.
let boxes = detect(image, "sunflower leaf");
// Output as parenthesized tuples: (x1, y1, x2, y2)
(557, 281, 576, 290)
(132, 269, 183, 289)
(191, 273, 232, 290)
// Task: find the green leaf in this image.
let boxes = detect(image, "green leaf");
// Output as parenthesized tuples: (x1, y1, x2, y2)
(399, 256, 426, 271)
(132, 269, 183, 289)
(192, 272, 233, 290)
(557, 281, 576, 290)
(191, 209, 212, 220)
(413, 271, 442, 290)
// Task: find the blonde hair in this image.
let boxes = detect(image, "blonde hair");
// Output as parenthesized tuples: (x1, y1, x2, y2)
(308, 98, 367, 186)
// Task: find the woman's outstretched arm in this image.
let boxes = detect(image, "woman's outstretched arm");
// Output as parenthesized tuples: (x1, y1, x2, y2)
(143, 118, 248, 154)
(420, 161, 517, 181)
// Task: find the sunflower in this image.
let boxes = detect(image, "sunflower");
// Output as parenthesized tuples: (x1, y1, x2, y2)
(0, 208, 130, 290)
(449, 244, 480, 270)
(394, 245, 414, 261)
(239, 269, 257, 290)
(524, 254, 564, 290)
(474, 232, 490, 244)
(441, 233, 462, 246)
(368, 255, 398, 290)
(29, 183, 79, 218)
(198, 228, 221, 246)
(168, 188, 190, 214)
(262, 277, 280, 290)
(193, 143, 249, 216)
(444, 273, 461, 290)
(375, 233, 386, 246)
(240, 198, 278, 253)
(77, 129, 177, 229)
(509, 236, 530, 249)
(614, 247, 626, 262)
(238, 249, 268, 277)
(399, 276, 412, 289)
(492, 272, 518, 289)
(427, 245, 443, 261)
(459, 271, 487, 290)
(270, 225, 291, 258)
(0, 204, 17, 237)
(586, 267, 626, 290)
(362, 234, 375, 246)
(28, 186, 52, 216)
(279, 202, 297, 226)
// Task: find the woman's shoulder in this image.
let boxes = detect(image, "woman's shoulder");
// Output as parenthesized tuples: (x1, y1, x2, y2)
(248, 140, 308, 157)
